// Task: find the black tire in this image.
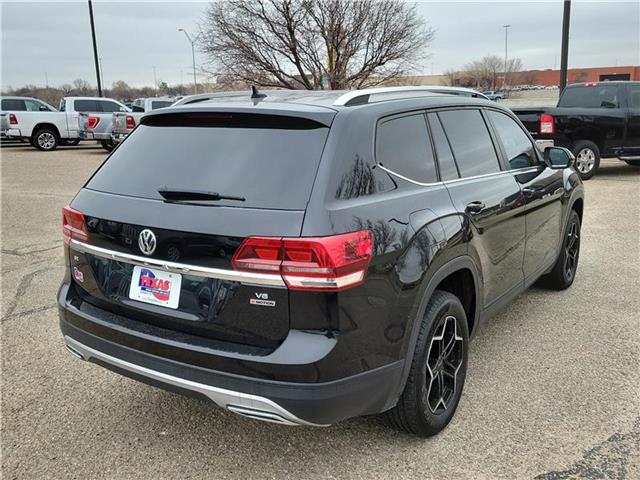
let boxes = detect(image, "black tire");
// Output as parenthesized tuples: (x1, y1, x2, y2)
(100, 139, 115, 152)
(537, 210, 581, 290)
(33, 128, 59, 151)
(384, 290, 469, 437)
(572, 140, 600, 180)
(624, 160, 640, 167)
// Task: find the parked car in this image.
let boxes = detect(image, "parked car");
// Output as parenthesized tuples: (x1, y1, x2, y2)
(58, 87, 584, 437)
(110, 97, 174, 144)
(513, 81, 640, 179)
(482, 90, 504, 101)
(75, 98, 131, 151)
(1, 96, 128, 151)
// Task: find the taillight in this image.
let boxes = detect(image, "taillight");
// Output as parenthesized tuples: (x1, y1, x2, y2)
(62, 205, 88, 246)
(125, 115, 136, 129)
(87, 117, 100, 129)
(584, 82, 598, 87)
(9, 113, 18, 125)
(232, 230, 374, 291)
(540, 113, 555, 134)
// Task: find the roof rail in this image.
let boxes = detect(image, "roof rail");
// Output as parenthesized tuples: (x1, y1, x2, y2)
(332, 85, 489, 106)
(332, 86, 446, 106)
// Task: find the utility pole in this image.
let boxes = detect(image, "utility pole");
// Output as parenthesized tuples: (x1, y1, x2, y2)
(559, 0, 571, 92)
(99, 57, 105, 90)
(178, 29, 198, 94)
(503, 24, 511, 91)
(87, 0, 102, 96)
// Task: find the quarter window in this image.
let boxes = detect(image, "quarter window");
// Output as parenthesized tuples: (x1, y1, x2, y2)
(376, 113, 438, 184)
(438, 110, 501, 178)
(558, 84, 619, 108)
(427, 113, 459, 181)
(487, 111, 537, 169)
(629, 84, 640, 109)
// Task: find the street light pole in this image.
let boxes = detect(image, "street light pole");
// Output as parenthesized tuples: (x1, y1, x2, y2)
(559, 0, 571, 92)
(503, 24, 511, 91)
(178, 28, 198, 94)
(88, 0, 103, 96)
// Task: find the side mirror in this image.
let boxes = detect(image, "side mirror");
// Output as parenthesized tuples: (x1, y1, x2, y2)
(39, 105, 49, 111)
(544, 146, 574, 169)
(119, 107, 127, 112)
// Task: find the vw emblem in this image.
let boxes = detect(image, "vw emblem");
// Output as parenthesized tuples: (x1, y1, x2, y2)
(138, 229, 157, 256)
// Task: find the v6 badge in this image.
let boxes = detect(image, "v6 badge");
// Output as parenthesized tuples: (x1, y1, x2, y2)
(250, 292, 276, 307)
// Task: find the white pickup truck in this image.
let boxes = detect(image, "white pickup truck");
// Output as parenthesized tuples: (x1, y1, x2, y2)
(109, 97, 174, 145)
(1, 96, 129, 151)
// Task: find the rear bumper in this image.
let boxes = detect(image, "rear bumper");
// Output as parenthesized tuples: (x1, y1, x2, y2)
(111, 132, 128, 144)
(79, 131, 111, 141)
(58, 282, 403, 426)
(3, 128, 22, 138)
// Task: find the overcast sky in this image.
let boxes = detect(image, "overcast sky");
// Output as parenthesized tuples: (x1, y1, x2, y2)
(1, 0, 638, 89)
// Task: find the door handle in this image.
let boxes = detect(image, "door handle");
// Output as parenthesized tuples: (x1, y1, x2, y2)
(522, 187, 536, 198)
(465, 201, 485, 213)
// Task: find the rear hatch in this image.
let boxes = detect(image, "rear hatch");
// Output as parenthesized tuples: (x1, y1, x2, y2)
(68, 109, 333, 349)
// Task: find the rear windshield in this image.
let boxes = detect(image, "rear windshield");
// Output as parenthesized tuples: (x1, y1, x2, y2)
(85, 113, 330, 210)
(558, 84, 620, 108)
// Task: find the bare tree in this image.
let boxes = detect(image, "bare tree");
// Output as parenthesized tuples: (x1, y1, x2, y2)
(200, 0, 433, 90)
(463, 55, 523, 90)
(71, 78, 94, 96)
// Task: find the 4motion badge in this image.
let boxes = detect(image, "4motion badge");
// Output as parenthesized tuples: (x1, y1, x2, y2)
(250, 292, 276, 307)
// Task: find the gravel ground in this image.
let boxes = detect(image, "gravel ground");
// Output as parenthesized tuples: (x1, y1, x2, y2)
(1, 143, 639, 479)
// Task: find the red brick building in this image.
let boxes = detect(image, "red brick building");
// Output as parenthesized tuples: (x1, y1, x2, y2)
(516, 65, 640, 86)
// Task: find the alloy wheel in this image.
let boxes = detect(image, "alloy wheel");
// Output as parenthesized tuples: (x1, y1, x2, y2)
(425, 315, 464, 414)
(38, 132, 55, 150)
(564, 221, 580, 281)
(575, 148, 596, 174)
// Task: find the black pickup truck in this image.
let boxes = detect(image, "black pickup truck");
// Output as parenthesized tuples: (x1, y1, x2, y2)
(513, 81, 640, 179)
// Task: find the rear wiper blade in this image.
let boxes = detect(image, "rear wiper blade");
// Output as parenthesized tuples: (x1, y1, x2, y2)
(157, 187, 245, 202)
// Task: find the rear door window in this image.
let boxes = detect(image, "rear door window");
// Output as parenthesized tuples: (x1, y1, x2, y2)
(376, 113, 437, 183)
(2, 99, 26, 110)
(437, 109, 501, 178)
(486, 111, 537, 169)
(74, 100, 100, 112)
(151, 101, 172, 110)
(558, 84, 620, 108)
(86, 113, 330, 210)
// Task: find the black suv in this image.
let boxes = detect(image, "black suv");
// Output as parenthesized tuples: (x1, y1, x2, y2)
(58, 87, 584, 436)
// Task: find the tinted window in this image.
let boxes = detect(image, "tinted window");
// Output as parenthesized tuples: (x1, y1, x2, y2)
(86, 113, 330, 210)
(629, 85, 640, 109)
(2, 99, 26, 110)
(427, 113, 459, 181)
(74, 100, 100, 112)
(151, 101, 172, 110)
(376, 113, 437, 183)
(487, 111, 537, 169)
(438, 110, 501, 177)
(558, 84, 620, 108)
(99, 101, 123, 112)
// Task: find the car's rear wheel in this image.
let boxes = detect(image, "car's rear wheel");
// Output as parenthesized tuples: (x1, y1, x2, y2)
(572, 140, 600, 180)
(537, 210, 581, 290)
(101, 139, 115, 152)
(33, 128, 59, 151)
(384, 290, 469, 437)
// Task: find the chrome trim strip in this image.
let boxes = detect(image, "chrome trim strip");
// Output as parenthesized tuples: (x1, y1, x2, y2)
(69, 239, 285, 288)
(378, 164, 541, 187)
(64, 336, 329, 427)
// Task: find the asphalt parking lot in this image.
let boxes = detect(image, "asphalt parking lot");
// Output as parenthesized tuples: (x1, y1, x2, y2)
(1, 143, 639, 479)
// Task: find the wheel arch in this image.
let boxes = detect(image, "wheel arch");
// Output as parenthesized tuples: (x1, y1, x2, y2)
(32, 122, 61, 139)
(386, 256, 481, 410)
